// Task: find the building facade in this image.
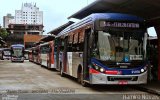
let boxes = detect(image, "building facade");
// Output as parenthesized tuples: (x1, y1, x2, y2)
(15, 3, 43, 25)
(6, 3, 44, 48)
(3, 14, 14, 28)
(7, 24, 43, 48)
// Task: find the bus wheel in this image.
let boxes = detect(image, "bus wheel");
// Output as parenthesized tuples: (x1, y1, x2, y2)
(47, 61, 51, 69)
(60, 63, 64, 77)
(81, 73, 88, 87)
(78, 70, 88, 87)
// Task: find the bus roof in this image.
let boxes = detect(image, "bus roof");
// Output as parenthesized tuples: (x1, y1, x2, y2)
(11, 44, 24, 48)
(57, 13, 144, 37)
(39, 41, 51, 46)
(0, 48, 10, 51)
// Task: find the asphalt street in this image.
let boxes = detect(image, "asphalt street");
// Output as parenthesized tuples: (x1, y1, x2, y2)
(0, 60, 159, 100)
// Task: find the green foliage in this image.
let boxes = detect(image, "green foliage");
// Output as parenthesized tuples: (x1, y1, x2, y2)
(0, 28, 9, 39)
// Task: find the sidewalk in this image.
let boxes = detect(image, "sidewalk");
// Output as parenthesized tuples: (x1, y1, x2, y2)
(133, 81, 160, 96)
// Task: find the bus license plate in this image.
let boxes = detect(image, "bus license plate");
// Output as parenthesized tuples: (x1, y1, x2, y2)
(118, 81, 128, 85)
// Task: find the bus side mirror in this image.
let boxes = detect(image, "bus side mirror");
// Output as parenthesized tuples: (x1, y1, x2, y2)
(92, 48, 99, 57)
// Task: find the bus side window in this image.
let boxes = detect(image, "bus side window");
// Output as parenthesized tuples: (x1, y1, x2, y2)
(67, 34, 73, 52)
(60, 40, 64, 51)
(74, 32, 84, 52)
(68, 44, 72, 52)
(67, 31, 84, 52)
(78, 43, 84, 52)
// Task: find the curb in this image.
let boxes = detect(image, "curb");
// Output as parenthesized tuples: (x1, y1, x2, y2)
(130, 85, 160, 96)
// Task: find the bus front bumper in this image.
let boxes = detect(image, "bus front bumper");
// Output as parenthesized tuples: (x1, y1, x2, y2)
(89, 71, 147, 85)
(11, 57, 24, 62)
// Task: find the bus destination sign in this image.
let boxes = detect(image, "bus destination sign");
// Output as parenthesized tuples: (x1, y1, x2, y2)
(100, 21, 140, 28)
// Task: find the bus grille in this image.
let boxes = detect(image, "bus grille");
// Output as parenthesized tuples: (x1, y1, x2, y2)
(107, 76, 138, 81)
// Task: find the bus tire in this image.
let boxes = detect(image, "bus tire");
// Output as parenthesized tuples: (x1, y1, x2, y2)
(40, 59, 42, 67)
(47, 61, 50, 69)
(80, 73, 88, 87)
(60, 62, 64, 77)
(77, 66, 82, 83)
(77, 69, 88, 87)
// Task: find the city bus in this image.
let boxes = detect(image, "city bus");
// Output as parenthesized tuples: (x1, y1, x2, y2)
(28, 49, 33, 62)
(24, 49, 29, 60)
(10, 44, 25, 62)
(56, 13, 148, 86)
(0, 48, 3, 60)
(31, 46, 40, 64)
(39, 41, 55, 68)
(0, 48, 11, 60)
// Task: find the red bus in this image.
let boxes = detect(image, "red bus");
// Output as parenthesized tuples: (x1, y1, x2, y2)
(39, 41, 55, 68)
(30, 46, 40, 64)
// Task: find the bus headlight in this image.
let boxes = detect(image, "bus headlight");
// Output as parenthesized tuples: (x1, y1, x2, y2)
(92, 63, 105, 73)
(95, 65, 99, 70)
(100, 68, 105, 73)
(140, 66, 147, 73)
(141, 68, 145, 73)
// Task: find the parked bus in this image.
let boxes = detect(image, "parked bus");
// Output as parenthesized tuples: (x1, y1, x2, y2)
(28, 49, 33, 62)
(56, 13, 148, 86)
(10, 44, 25, 62)
(0, 48, 2, 60)
(39, 41, 55, 68)
(0, 48, 11, 60)
(31, 46, 40, 64)
(24, 50, 29, 60)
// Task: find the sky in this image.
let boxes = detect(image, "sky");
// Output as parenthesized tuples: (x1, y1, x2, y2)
(0, 0, 96, 34)
(0, 0, 157, 36)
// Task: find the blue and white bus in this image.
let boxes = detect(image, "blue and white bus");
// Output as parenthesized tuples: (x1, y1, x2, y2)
(0, 48, 11, 60)
(10, 44, 25, 62)
(56, 13, 148, 86)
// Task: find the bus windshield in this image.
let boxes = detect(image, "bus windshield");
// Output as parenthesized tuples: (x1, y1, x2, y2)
(96, 31, 146, 62)
(3, 50, 11, 56)
(12, 48, 23, 57)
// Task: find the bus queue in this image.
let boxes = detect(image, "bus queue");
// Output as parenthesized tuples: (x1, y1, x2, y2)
(28, 13, 149, 86)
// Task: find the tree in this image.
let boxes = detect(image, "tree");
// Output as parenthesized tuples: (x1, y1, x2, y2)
(0, 28, 9, 39)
